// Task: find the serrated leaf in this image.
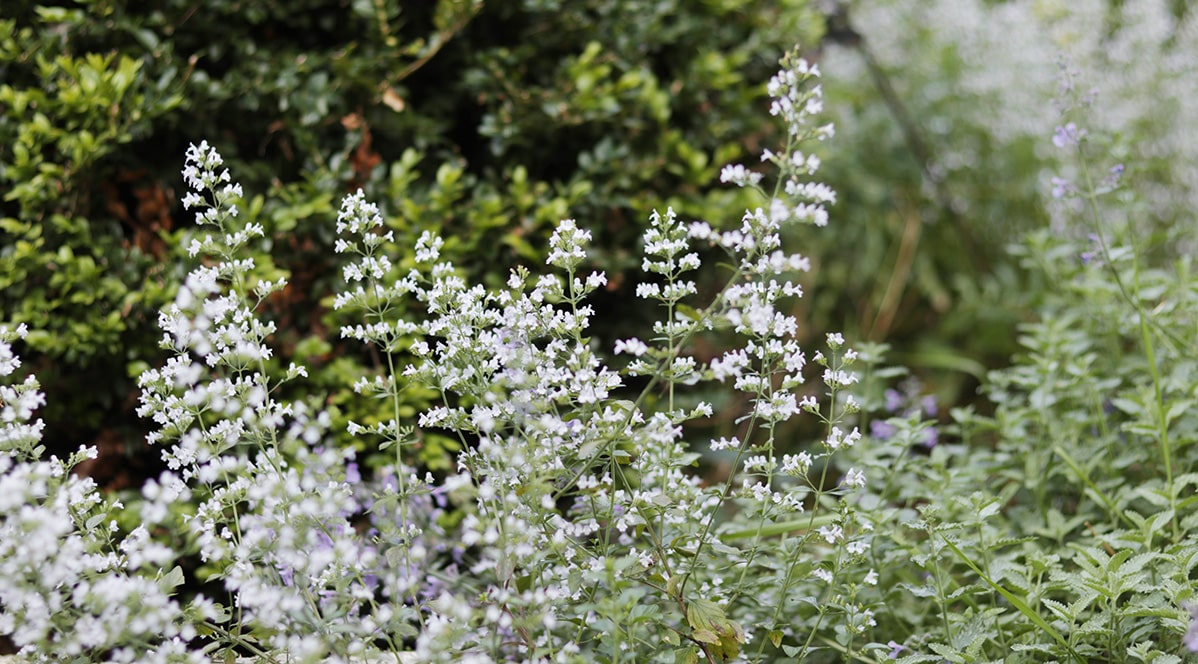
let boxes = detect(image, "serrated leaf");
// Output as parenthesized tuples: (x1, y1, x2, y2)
(928, 642, 960, 659)
(1120, 551, 1160, 576)
(1165, 399, 1192, 425)
(898, 581, 940, 598)
(1110, 397, 1142, 416)
(977, 501, 1001, 520)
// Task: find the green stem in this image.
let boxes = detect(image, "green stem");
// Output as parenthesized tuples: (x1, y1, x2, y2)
(1076, 150, 1179, 542)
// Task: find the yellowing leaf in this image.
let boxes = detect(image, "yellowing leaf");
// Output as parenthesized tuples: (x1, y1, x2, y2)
(692, 628, 720, 644)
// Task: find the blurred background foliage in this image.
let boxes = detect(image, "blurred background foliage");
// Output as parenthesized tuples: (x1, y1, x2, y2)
(6, 0, 1189, 487)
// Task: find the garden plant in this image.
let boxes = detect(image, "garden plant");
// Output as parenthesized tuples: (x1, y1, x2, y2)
(4, 2, 1198, 663)
(1, 48, 879, 663)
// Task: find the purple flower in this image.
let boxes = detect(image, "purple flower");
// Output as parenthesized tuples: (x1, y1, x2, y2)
(884, 389, 904, 413)
(1185, 603, 1198, 652)
(1101, 163, 1125, 189)
(887, 640, 907, 659)
(1051, 176, 1074, 199)
(923, 427, 939, 448)
(1053, 122, 1087, 148)
(871, 419, 897, 440)
(1081, 234, 1103, 265)
(920, 395, 938, 417)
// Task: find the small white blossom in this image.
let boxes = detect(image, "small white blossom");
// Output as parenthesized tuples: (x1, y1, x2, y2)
(818, 524, 844, 544)
(844, 467, 866, 488)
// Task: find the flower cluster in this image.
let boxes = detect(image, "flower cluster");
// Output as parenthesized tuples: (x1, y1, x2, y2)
(326, 47, 877, 662)
(135, 140, 413, 659)
(0, 327, 204, 664)
(1, 49, 880, 663)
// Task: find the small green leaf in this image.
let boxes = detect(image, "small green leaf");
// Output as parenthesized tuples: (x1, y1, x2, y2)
(675, 303, 702, 321)
(160, 565, 185, 591)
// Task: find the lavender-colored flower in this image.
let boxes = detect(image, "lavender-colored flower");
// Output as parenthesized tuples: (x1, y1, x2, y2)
(1081, 233, 1104, 266)
(923, 426, 939, 448)
(871, 419, 897, 440)
(1185, 603, 1198, 652)
(1101, 163, 1125, 189)
(1051, 176, 1075, 199)
(1052, 122, 1087, 148)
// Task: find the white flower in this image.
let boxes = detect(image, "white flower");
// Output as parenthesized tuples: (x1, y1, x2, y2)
(818, 524, 844, 544)
(825, 426, 862, 450)
(614, 338, 649, 356)
(847, 540, 869, 556)
(844, 467, 866, 488)
(781, 452, 812, 475)
(720, 164, 764, 187)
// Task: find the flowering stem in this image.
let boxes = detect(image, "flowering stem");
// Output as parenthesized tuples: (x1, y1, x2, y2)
(1076, 150, 1179, 543)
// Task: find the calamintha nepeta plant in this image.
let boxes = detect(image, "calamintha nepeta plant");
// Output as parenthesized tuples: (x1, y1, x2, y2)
(0, 49, 880, 663)
(0, 324, 200, 664)
(328, 48, 877, 662)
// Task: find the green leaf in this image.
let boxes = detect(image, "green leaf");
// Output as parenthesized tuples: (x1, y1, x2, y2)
(686, 598, 725, 634)
(675, 303, 703, 321)
(160, 565, 185, 591)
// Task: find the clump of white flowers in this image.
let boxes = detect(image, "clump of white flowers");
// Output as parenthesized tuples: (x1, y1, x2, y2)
(0, 326, 203, 664)
(0, 48, 878, 662)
